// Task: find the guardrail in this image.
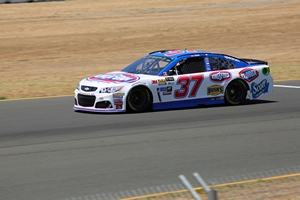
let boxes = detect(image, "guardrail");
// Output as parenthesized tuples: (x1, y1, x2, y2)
(63, 165, 300, 200)
(0, 0, 63, 4)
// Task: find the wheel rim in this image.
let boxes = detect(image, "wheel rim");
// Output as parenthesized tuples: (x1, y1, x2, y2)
(129, 89, 147, 108)
(228, 82, 243, 101)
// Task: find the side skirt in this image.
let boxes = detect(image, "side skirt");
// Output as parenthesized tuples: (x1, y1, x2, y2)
(152, 97, 225, 111)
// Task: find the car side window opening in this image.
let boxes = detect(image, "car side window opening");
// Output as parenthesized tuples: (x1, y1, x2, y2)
(209, 57, 235, 71)
(167, 57, 206, 75)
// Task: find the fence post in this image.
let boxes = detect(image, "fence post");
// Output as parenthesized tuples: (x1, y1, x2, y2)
(193, 172, 218, 200)
(179, 175, 202, 200)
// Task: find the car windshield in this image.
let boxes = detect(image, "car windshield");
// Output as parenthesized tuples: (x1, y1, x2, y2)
(121, 55, 172, 75)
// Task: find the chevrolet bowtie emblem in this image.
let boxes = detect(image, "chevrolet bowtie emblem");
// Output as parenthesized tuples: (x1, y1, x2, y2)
(84, 87, 90, 91)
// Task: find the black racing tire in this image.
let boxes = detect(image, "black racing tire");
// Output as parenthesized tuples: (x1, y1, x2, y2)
(126, 86, 151, 113)
(225, 79, 247, 105)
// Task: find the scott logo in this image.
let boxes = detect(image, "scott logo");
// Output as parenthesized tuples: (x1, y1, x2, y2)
(239, 68, 259, 82)
(210, 71, 231, 82)
(251, 79, 269, 98)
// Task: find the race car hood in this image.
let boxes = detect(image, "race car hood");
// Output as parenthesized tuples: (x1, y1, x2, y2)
(79, 71, 151, 87)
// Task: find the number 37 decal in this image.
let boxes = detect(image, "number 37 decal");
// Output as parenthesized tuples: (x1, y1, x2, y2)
(174, 75, 204, 98)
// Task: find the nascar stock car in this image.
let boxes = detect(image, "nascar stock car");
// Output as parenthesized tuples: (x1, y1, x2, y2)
(74, 50, 273, 113)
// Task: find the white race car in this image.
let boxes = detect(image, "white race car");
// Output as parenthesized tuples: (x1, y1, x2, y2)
(74, 50, 273, 113)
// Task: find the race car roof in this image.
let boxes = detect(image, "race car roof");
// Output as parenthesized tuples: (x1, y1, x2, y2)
(149, 49, 213, 58)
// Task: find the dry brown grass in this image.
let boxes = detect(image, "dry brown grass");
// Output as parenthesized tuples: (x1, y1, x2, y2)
(0, 0, 299, 99)
(121, 174, 300, 200)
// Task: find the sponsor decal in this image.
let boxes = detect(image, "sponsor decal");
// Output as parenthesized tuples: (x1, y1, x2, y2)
(207, 85, 224, 96)
(164, 50, 196, 56)
(165, 50, 184, 56)
(99, 86, 123, 93)
(160, 87, 167, 92)
(211, 96, 224, 101)
(79, 92, 93, 96)
(205, 57, 211, 67)
(99, 87, 111, 93)
(132, 81, 147, 87)
(262, 67, 270, 76)
(160, 57, 172, 62)
(148, 55, 163, 59)
(210, 71, 232, 82)
(216, 96, 224, 100)
(152, 80, 158, 84)
(239, 68, 259, 82)
(163, 86, 172, 95)
(165, 77, 174, 81)
(113, 99, 123, 105)
(251, 79, 269, 98)
(165, 77, 175, 85)
(116, 105, 123, 109)
(113, 93, 125, 99)
(158, 79, 167, 85)
(163, 92, 172, 95)
(87, 73, 139, 83)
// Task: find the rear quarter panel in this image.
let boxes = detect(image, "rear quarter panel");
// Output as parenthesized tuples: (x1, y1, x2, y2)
(149, 64, 273, 105)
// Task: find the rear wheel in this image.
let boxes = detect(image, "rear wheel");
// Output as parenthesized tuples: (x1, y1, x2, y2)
(126, 87, 151, 112)
(225, 80, 247, 105)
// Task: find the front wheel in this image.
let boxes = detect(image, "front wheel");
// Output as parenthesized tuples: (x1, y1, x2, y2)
(126, 87, 151, 112)
(225, 80, 247, 105)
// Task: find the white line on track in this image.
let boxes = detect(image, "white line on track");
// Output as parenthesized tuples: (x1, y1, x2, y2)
(274, 85, 300, 89)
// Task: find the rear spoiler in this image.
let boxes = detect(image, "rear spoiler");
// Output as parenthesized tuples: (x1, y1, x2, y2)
(239, 58, 268, 65)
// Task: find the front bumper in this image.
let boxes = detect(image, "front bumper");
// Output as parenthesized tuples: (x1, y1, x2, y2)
(73, 105, 126, 113)
(73, 89, 126, 113)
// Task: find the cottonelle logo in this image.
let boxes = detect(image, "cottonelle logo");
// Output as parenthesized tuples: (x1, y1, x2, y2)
(209, 71, 232, 82)
(239, 68, 259, 82)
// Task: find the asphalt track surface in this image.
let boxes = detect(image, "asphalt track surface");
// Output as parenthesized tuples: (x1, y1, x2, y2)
(1, 80, 300, 200)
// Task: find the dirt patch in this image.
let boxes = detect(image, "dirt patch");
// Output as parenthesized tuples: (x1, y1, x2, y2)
(0, 0, 299, 99)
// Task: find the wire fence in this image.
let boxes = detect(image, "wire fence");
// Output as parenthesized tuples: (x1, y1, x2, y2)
(63, 165, 300, 200)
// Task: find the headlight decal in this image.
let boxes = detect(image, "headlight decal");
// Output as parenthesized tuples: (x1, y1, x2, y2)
(99, 86, 123, 93)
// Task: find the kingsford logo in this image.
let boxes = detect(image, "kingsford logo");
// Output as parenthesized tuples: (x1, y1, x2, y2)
(87, 73, 139, 83)
(239, 68, 259, 82)
(251, 79, 269, 99)
(210, 71, 231, 82)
